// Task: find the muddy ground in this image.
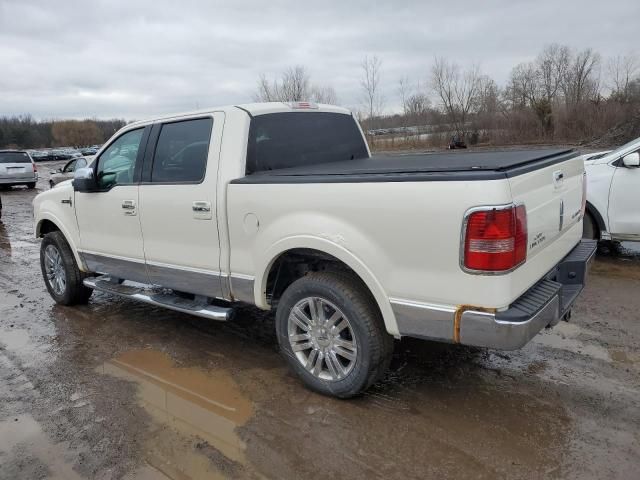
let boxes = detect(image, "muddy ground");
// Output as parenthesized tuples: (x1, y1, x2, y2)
(0, 162, 639, 479)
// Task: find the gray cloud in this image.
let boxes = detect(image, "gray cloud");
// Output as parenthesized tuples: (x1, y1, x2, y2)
(0, 0, 637, 119)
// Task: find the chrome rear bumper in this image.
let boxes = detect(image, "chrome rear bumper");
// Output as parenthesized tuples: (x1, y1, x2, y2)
(394, 239, 598, 350)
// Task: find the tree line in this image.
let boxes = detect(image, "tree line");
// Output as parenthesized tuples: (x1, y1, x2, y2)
(0, 116, 126, 149)
(255, 45, 640, 148)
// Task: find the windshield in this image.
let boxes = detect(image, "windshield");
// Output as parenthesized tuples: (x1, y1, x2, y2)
(246, 112, 368, 174)
(606, 136, 640, 158)
(0, 152, 31, 164)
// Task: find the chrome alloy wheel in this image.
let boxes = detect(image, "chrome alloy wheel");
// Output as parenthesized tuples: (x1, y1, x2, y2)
(287, 297, 358, 381)
(44, 244, 66, 296)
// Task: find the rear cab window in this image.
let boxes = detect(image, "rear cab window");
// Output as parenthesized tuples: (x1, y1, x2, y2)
(150, 117, 213, 183)
(246, 112, 368, 175)
(0, 152, 32, 164)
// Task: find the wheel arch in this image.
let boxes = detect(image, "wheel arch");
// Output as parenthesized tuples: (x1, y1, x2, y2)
(255, 236, 399, 337)
(585, 201, 606, 239)
(36, 215, 87, 271)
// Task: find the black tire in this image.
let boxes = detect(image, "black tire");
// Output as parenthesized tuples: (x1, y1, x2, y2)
(276, 271, 393, 398)
(27, 182, 36, 189)
(40, 231, 93, 305)
(583, 212, 598, 240)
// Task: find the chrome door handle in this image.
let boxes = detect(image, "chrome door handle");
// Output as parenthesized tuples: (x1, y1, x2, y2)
(192, 202, 211, 213)
(122, 200, 136, 209)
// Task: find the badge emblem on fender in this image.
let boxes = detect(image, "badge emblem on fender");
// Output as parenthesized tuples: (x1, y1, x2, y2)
(559, 199, 564, 231)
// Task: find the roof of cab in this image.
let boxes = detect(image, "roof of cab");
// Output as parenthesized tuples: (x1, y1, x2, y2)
(127, 102, 352, 128)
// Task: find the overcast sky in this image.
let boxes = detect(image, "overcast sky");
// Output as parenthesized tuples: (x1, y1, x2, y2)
(0, 0, 637, 120)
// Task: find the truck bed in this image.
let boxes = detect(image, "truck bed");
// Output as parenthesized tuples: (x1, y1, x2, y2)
(232, 148, 578, 184)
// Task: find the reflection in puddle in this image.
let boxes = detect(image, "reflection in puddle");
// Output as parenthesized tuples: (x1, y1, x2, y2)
(98, 350, 255, 480)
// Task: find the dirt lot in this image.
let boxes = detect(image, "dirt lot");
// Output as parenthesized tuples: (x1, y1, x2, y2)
(0, 162, 639, 479)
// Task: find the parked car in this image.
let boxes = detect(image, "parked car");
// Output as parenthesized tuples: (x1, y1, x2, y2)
(80, 148, 98, 156)
(583, 137, 640, 242)
(30, 150, 49, 162)
(449, 135, 467, 149)
(49, 157, 89, 188)
(32, 102, 595, 398)
(0, 150, 38, 189)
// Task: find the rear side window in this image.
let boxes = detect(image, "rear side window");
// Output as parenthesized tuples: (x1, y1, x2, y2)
(151, 118, 213, 183)
(246, 112, 368, 174)
(0, 152, 31, 164)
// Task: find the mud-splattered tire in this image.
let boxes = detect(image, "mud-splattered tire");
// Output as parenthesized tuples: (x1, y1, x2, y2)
(40, 231, 93, 305)
(583, 212, 597, 240)
(276, 271, 393, 398)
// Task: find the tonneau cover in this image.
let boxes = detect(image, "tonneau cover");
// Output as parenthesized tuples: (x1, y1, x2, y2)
(232, 148, 578, 184)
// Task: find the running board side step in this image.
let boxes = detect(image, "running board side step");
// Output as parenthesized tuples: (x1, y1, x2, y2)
(83, 277, 232, 321)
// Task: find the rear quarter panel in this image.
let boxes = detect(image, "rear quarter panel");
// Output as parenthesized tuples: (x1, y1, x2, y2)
(227, 179, 514, 335)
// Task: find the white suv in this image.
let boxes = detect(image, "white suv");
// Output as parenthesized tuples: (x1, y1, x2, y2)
(582, 136, 640, 242)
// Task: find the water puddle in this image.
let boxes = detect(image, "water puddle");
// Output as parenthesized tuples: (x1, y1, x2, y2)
(98, 349, 256, 480)
(532, 322, 611, 361)
(0, 414, 82, 480)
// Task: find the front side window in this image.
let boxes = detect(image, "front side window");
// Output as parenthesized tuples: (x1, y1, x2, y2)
(96, 128, 144, 189)
(246, 112, 368, 174)
(151, 118, 212, 183)
(63, 160, 77, 172)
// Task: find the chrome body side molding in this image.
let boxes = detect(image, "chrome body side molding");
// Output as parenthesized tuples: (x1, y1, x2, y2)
(390, 299, 456, 342)
(229, 273, 255, 303)
(146, 261, 225, 299)
(79, 251, 149, 285)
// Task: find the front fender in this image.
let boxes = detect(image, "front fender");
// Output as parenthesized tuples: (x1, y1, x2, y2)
(255, 235, 400, 337)
(34, 188, 87, 271)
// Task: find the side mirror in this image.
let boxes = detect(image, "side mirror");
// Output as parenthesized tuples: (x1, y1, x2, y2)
(73, 167, 97, 192)
(622, 152, 640, 168)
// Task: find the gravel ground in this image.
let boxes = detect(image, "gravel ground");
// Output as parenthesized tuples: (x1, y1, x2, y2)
(0, 161, 638, 479)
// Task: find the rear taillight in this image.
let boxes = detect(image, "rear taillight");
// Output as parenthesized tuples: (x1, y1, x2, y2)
(581, 172, 587, 218)
(33, 163, 37, 172)
(463, 204, 527, 273)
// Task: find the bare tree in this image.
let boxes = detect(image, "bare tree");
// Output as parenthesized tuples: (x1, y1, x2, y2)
(310, 85, 338, 104)
(431, 57, 481, 137)
(398, 76, 411, 116)
(360, 55, 383, 121)
(563, 48, 601, 106)
(254, 66, 337, 104)
(608, 53, 639, 100)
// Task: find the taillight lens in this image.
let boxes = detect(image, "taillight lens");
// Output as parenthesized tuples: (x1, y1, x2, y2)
(33, 163, 37, 172)
(463, 205, 527, 272)
(581, 172, 587, 218)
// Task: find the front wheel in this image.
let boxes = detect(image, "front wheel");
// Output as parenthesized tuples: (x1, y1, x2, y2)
(27, 182, 36, 189)
(40, 231, 93, 305)
(276, 271, 393, 398)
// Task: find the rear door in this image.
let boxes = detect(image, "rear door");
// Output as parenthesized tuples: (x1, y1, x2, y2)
(0, 152, 34, 182)
(75, 126, 150, 282)
(138, 113, 224, 298)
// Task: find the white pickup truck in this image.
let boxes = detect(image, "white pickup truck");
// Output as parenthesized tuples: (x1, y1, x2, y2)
(582, 136, 640, 242)
(33, 102, 596, 397)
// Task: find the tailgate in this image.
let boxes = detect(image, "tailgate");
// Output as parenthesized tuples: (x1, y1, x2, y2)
(0, 163, 34, 180)
(507, 154, 584, 294)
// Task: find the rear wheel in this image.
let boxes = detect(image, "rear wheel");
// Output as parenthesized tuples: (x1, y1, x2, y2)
(583, 212, 598, 240)
(276, 271, 393, 398)
(40, 231, 93, 305)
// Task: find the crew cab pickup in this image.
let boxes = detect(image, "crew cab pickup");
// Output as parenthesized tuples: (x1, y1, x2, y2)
(581, 136, 640, 242)
(33, 102, 596, 397)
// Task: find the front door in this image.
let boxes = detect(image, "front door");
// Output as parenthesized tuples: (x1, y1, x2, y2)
(608, 154, 640, 239)
(138, 114, 224, 298)
(75, 126, 149, 282)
